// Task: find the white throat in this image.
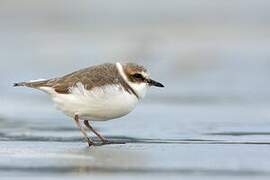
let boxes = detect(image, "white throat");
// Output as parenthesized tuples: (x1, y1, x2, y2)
(116, 62, 148, 99)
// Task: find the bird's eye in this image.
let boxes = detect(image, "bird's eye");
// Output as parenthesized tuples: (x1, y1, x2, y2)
(133, 73, 144, 79)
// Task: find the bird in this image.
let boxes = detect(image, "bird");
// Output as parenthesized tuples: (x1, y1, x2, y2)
(14, 62, 164, 147)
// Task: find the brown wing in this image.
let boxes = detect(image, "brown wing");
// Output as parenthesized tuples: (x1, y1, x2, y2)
(44, 63, 119, 94)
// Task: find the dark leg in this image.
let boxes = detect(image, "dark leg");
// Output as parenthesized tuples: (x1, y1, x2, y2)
(84, 120, 109, 144)
(74, 115, 96, 147)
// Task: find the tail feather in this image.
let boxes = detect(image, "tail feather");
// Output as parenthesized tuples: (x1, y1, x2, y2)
(13, 79, 49, 88)
(13, 82, 27, 87)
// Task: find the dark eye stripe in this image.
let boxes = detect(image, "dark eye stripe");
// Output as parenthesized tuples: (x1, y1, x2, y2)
(133, 73, 144, 79)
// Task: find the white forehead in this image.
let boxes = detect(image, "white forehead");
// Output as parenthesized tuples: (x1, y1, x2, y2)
(141, 71, 150, 78)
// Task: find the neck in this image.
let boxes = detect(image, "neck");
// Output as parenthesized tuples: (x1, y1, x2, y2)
(116, 62, 148, 99)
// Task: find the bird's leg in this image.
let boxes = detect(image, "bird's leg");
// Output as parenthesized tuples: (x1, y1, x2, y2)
(84, 120, 110, 144)
(74, 115, 96, 147)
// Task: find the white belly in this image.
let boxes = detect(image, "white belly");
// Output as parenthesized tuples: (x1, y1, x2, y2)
(47, 83, 139, 121)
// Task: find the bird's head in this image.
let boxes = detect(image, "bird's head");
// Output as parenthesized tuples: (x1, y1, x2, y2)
(117, 62, 164, 99)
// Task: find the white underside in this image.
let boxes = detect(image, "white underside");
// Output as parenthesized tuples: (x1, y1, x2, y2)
(40, 83, 139, 121)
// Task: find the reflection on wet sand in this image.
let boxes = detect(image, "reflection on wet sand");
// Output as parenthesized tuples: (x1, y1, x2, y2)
(1, 141, 270, 177)
(70, 145, 147, 173)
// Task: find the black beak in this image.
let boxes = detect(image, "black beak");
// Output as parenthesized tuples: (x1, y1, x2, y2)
(147, 79, 165, 88)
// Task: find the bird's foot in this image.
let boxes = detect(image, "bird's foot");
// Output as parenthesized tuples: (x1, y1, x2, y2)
(87, 138, 97, 147)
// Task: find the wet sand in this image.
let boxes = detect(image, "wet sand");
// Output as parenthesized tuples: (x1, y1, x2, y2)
(1, 101, 270, 179)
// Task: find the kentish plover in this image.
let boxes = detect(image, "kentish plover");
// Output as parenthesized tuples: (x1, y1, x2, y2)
(14, 62, 164, 146)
